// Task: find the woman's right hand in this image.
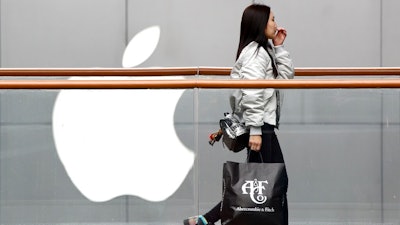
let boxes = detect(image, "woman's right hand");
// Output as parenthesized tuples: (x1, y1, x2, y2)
(249, 135, 262, 151)
(273, 27, 287, 46)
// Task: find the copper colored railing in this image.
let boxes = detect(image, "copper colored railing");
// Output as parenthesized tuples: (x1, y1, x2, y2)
(0, 67, 400, 89)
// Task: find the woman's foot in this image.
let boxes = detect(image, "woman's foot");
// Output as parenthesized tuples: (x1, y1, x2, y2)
(183, 215, 212, 225)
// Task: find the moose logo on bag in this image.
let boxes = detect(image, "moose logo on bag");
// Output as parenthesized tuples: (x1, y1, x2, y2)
(241, 179, 269, 204)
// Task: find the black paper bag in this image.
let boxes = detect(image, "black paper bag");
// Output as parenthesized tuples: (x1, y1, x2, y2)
(221, 161, 288, 225)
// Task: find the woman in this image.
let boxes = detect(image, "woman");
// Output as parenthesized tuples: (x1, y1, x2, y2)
(184, 4, 294, 225)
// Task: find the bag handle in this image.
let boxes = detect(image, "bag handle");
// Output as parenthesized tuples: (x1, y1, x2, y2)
(246, 151, 264, 163)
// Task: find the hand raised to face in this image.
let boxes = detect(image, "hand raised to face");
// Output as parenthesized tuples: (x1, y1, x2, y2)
(273, 27, 287, 46)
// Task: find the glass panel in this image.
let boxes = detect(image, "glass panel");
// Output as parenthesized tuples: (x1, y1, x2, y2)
(0, 87, 399, 224)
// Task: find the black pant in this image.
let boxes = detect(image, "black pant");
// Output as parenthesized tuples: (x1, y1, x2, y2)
(204, 123, 288, 225)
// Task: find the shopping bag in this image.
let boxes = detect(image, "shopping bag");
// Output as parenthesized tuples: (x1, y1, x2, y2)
(221, 161, 288, 225)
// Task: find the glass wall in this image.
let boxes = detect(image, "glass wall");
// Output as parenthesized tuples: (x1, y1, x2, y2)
(0, 81, 399, 224)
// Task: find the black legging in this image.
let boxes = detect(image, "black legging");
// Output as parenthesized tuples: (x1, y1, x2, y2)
(204, 123, 288, 225)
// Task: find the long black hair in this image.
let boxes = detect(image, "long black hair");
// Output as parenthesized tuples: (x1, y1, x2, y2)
(236, 4, 271, 60)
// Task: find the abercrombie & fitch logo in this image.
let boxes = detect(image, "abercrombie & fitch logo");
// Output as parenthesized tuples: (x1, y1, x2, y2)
(241, 179, 269, 204)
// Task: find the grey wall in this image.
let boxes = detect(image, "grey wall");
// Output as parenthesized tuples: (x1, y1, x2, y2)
(3, 0, 398, 68)
(1, 0, 400, 224)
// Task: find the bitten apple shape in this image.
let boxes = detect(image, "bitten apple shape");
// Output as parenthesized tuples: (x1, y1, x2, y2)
(53, 85, 195, 202)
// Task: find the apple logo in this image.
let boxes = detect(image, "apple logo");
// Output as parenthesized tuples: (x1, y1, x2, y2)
(52, 26, 195, 202)
(122, 26, 160, 68)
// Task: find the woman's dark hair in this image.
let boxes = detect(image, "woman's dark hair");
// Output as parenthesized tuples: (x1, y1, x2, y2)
(236, 4, 271, 60)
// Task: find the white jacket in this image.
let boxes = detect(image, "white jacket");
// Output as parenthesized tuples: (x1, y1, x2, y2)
(230, 41, 295, 135)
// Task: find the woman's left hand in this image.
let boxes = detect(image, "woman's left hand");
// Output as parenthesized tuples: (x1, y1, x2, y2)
(249, 135, 262, 152)
(273, 27, 287, 46)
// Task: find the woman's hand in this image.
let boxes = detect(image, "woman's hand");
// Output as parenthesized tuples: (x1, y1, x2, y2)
(249, 135, 262, 151)
(273, 27, 287, 46)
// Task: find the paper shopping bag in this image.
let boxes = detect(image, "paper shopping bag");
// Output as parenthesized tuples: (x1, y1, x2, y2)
(221, 161, 288, 225)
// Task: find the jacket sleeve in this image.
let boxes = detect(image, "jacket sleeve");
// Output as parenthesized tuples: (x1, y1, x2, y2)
(273, 45, 295, 80)
(239, 48, 275, 135)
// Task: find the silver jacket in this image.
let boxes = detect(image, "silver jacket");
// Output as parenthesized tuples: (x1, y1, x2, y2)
(230, 41, 295, 135)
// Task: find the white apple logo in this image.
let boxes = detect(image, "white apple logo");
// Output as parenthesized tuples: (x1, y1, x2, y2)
(52, 26, 195, 202)
(122, 26, 160, 68)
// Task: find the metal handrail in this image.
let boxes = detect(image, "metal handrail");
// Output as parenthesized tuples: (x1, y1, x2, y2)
(1, 79, 400, 89)
(1, 67, 400, 76)
(0, 67, 400, 89)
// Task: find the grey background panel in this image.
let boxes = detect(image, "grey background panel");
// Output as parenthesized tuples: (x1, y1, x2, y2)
(128, 0, 248, 67)
(382, 0, 400, 67)
(267, 0, 381, 67)
(1, 0, 125, 67)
